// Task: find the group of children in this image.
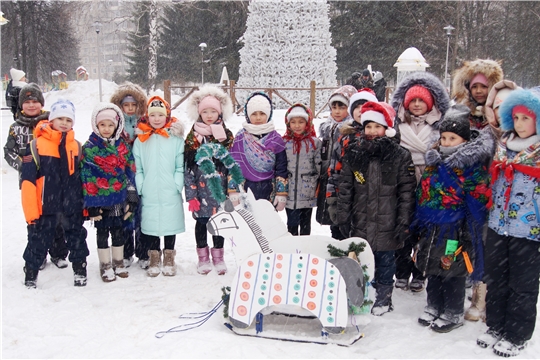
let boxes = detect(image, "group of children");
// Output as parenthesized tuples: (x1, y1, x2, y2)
(5, 57, 540, 357)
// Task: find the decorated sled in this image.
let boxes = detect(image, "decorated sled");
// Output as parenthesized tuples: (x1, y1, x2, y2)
(207, 190, 375, 345)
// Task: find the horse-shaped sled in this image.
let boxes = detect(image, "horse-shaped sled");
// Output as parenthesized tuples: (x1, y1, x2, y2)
(207, 190, 375, 344)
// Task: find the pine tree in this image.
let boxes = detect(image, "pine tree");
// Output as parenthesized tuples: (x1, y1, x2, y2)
(237, 0, 337, 108)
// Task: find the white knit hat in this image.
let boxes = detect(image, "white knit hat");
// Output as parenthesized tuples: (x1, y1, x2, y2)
(286, 105, 309, 121)
(10, 68, 25, 82)
(246, 94, 271, 118)
(49, 98, 76, 123)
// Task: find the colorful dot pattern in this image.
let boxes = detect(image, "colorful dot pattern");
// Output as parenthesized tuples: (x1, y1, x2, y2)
(229, 253, 348, 328)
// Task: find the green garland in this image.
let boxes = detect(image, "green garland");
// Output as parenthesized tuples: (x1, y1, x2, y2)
(327, 241, 366, 258)
(195, 143, 244, 203)
(221, 286, 231, 318)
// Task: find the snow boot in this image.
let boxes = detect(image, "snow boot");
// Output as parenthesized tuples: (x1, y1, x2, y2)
(123, 255, 134, 268)
(371, 284, 394, 316)
(98, 248, 116, 282)
(477, 328, 503, 348)
(73, 262, 87, 287)
(147, 250, 161, 277)
(211, 247, 227, 275)
(138, 258, 150, 270)
(409, 278, 425, 292)
(162, 249, 177, 276)
(196, 246, 212, 275)
(112, 246, 129, 278)
(50, 257, 69, 269)
(418, 306, 439, 327)
(430, 311, 463, 333)
(395, 278, 408, 290)
(24, 264, 38, 289)
(465, 282, 486, 322)
(493, 338, 527, 357)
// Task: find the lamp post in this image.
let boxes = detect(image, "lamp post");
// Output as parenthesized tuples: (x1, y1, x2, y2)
(94, 21, 103, 102)
(443, 25, 455, 92)
(108, 59, 113, 81)
(199, 42, 207, 84)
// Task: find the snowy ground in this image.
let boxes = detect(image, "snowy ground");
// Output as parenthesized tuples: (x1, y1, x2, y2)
(2, 80, 539, 358)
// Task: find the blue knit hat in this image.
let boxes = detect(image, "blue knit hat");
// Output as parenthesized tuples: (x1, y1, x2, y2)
(49, 98, 76, 123)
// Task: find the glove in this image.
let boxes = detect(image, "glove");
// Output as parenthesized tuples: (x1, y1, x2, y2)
(123, 203, 137, 220)
(229, 193, 241, 207)
(339, 223, 351, 238)
(273, 195, 287, 212)
(326, 197, 337, 223)
(88, 207, 102, 221)
(188, 198, 201, 212)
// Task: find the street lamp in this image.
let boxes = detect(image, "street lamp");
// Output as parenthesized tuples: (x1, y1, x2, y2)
(199, 42, 207, 84)
(443, 25, 455, 92)
(108, 59, 113, 81)
(94, 21, 103, 102)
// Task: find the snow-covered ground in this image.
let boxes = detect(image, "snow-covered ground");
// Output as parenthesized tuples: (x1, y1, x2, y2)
(2, 80, 539, 358)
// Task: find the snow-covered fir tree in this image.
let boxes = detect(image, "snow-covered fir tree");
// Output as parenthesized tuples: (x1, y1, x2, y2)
(237, 0, 337, 109)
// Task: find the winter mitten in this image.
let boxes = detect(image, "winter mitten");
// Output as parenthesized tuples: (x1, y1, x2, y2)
(326, 197, 337, 223)
(229, 193, 241, 207)
(273, 195, 287, 211)
(188, 198, 201, 212)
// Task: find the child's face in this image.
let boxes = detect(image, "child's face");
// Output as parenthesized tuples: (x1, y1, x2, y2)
(22, 100, 42, 117)
(149, 112, 167, 129)
(50, 117, 73, 132)
(352, 105, 363, 123)
(408, 98, 429, 116)
(289, 117, 308, 135)
(200, 108, 220, 125)
(440, 131, 467, 147)
(97, 119, 116, 139)
(470, 83, 489, 104)
(330, 102, 348, 122)
(364, 122, 386, 137)
(249, 111, 268, 125)
(122, 102, 137, 116)
(513, 112, 537, 138)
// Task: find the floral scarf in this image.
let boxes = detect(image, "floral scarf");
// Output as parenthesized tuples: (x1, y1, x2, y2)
(80, 133, 136, 207)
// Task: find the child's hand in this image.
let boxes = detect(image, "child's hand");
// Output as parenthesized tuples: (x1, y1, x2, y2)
(188, 198, 201, 212)
(88, 207, 103, 221)
(123, 203, 136, 220)
(229, 193, 240, 207)
(273, 195, 287, 211)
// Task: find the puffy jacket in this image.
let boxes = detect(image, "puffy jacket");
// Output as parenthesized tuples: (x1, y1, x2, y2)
(337, 136, 416, 251)
(21, 121, 83, 224)
(284, 137, 321, 209)
(133, 120, 185, 236)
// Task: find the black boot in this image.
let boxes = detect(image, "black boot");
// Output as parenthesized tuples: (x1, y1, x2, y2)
(24, 264, 39, 288)
(371, 284, 394, 316)
(72, 262, 87, 287)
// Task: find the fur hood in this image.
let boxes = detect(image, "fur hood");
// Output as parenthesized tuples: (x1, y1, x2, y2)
(425, 128, 495, 169)
(90, 102, 125, 141)
(451, 59, 504, 112)
(391, 71, 450, 123)
(499, 88, 540, 134)
(186, 85, 233, 123)
(109, 82, 147, 117)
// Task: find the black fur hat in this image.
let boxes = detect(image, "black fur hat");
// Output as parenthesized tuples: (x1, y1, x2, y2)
(18, 83, 44, 107)
(439, 105, 471, 141)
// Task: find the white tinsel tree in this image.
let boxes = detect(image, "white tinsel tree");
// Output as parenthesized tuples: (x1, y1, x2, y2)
(237, 0, 337, 110)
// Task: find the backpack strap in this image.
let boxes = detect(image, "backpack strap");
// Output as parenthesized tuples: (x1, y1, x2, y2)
(29, 139, 40, 170)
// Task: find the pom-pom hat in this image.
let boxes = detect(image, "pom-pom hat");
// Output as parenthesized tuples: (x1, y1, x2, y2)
(404, 85, 434, 111)
(49, 98, 76, 123)
(439, 105, 471, 141)
(360, 101, 397, 137)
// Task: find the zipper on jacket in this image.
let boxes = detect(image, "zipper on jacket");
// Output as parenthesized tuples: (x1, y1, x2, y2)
(293, 150, 300, 210)
(423, 230, 437, 277)
(70, 150, 74, 172)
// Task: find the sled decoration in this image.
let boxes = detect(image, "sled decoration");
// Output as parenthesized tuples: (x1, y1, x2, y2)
(228, 253, 349, 330)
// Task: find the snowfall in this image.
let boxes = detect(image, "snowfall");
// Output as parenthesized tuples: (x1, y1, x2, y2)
(2, 79, 539, 359)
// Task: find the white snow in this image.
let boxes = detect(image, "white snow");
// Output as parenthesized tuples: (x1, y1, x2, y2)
(2, 79, 539, 358)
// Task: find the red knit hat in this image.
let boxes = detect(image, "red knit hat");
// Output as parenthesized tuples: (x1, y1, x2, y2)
(360, 101, 396, 137)
(404, 85, 434, 111)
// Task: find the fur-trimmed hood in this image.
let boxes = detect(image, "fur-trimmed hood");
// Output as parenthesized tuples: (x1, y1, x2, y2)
(499, 88, 540, 134)
(451, 59, 504, 112)
(391, 71, 450, 123)
(425, 128, 495, 169)
(109, 82, 147, 117)
(90, 102, 125, 141)
(186, 85, 233, 123)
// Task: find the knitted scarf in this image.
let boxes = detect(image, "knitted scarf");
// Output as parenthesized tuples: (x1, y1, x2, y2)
(193, 121, 227, 143)
(81, 133, 136, 207)
(488, 134, 540, 209)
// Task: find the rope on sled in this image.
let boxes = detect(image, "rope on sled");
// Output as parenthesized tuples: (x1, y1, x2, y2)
(155, 288, 231, 339)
